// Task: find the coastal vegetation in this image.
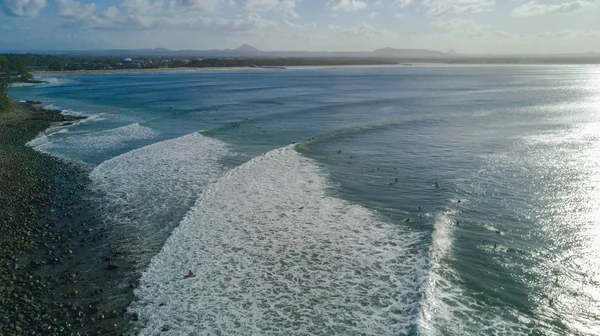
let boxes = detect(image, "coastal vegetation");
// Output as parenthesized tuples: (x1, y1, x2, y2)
(3, 53, 600, 77)
(0, 56, 11, 112)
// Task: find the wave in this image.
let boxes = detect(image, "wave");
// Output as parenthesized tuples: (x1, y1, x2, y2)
(90, 133, 230, 267)
(416, 209, 535, 335)
(27, 122, 157, 160)
(130, 146, 427, 335)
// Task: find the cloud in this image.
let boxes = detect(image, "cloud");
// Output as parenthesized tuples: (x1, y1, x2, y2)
(392, 0, 494, 16)
(326, 0, 367, 11)
(392, 0, 424, 8)
(243, 0, 299, 18)
(330, 22, 390, 37)
(2, 0, 47, 17)
(431, 18, 490, 36)
(101, 6, 119, 19)
(56, 0, 96, 19)
(170, 0, 219, 11)
(244, 0, 279, 11)
(511, 0, 597, 17)
(121, 0, 164, 14)
(429, 0, 494, 16)
(282, 0, 299, 18)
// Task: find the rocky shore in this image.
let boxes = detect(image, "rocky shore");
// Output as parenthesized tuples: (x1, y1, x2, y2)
(0, 103, 138, 335)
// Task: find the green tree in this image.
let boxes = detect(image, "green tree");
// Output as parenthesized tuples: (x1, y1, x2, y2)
(0, 56, 10, 112)
(0, 79, 10, 112)
(0, 56, 9, 72)
(13, 60, 33, 80)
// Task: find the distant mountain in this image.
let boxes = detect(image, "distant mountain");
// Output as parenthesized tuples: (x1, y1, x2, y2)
(3, 45, 598, 59)
(235, 44, 261, 53)
(0, 44, 453, 58)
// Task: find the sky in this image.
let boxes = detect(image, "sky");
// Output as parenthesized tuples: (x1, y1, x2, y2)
(0, 0, 599, 53)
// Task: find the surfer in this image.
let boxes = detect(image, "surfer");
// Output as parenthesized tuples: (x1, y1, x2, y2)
(394, 177, 398, 183)
(184, 270, 195, 278)
(434, 182, 440, 188)
(337, 150, 342, 154)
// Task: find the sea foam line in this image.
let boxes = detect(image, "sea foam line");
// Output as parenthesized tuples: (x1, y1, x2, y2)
(27, 122, 157, 161)
(130, 146, 427, 335)
(90, 132, 230, 267)
(417, 210, 535, 335)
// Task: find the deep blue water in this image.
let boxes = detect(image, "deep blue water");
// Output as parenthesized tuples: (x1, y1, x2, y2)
(10, 65, 600, 335)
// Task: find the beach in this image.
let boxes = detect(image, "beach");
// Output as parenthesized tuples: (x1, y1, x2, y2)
(31, 64, 428, 76)
(0, 103, 136, 335)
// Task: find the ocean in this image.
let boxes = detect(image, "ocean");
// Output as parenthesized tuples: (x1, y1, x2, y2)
(9, 65, 600, 335)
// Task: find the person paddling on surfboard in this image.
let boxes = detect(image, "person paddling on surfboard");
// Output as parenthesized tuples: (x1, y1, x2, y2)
(184, 270, 195, 278)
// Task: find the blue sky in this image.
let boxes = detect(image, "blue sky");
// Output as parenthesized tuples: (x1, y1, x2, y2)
(1, 0, 600, 53)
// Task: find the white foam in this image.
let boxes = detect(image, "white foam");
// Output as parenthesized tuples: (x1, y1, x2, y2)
(8, 82, 36, 88)
(39, 76, 74, 86)
(130, 146, 427, 335)
(417, 211, 534, 335)
(90, 133, 230, 265)
(27, 122, 157, 158)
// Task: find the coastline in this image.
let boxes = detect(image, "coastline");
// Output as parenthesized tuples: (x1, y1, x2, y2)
(0, 102, 137, 335)
(31, 63, 561, 77)
(32, 64, 423, 76)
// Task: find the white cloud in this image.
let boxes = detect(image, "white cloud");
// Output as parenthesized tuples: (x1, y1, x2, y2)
(56, 0, 96, 19)
(243, 0, 299, 18)
(101, 6, 119, 18)
(282, 0, 299, 18)
(245, 0, 279, 12)
(369, 10, 378, 16)
(431, 18, 490, 36)
(326, 0, 367, 11)
(170, 0, 219, 11)
(121, 0, 164, 14)
(2, 0, 47, 17)
(511, 0, 597, 17)
(330, 22, 390, 37)
(430, 0, 494, 16)
(392, 0, 424, 8)
(392, 0, 494, 16)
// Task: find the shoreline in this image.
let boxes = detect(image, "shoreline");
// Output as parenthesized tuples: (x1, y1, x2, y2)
(0, 102, 137, 334)
(31, 63, 580, 77)
(30, 64, 448, 76)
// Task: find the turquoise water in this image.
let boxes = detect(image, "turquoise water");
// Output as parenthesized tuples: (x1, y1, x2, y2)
(10, 65, 600, 335)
